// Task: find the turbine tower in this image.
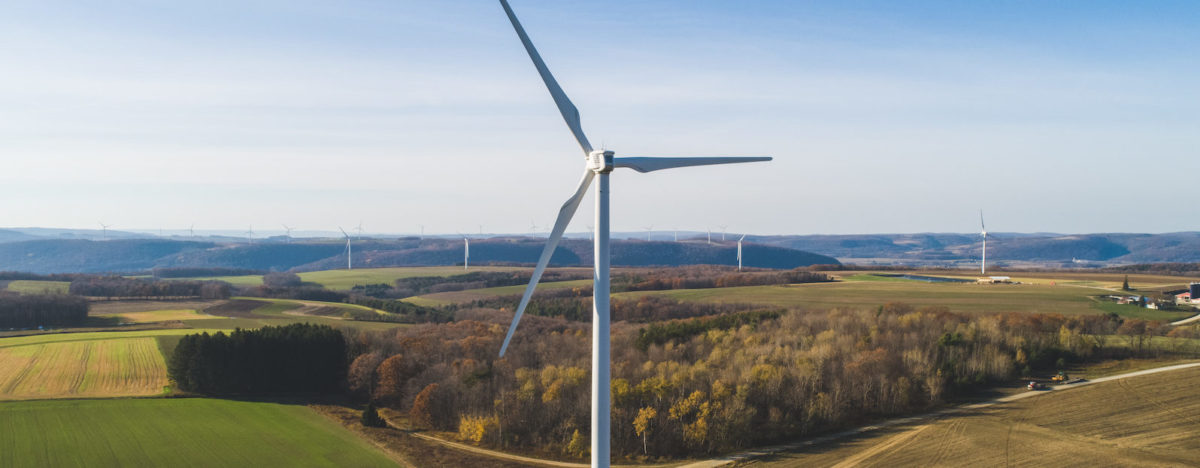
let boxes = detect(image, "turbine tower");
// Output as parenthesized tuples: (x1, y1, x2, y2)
(494, 2, 770, 466)
(737, 234, 746, 271)
(339, 227, 353, 270)
(98, 222, 110, 241)
(719, 224, 729, 242)
(464, 236, 470, 270)
(282, 224, 294, 243)
(643, 225, 653, 241)
(246, 225, 254, 245)
(189, 224, 195, 238)
(980, 210, 987, 275)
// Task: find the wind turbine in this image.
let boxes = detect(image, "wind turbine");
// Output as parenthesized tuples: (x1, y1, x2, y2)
(707, 227, 712, 245)
(494, 2, 770, 466)
(719, 224, 729, 242)
(586, 224, 594, 242)
(463, 236, 470, 270)
(737, 234, 746, 271)
(246, 225, 254, 245)
(980, 210, 987, 275)
(98, 222, 110, 241)
(281, 224, 294, 243)
(643, 225, 653, 241)
(529, 219, 540, 236)
(419, 224, 425, 240)
(339, 227, 353, 270)
(189, 224, 195, 238)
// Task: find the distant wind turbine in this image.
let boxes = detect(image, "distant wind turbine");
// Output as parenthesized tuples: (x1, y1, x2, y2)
(737, 234, 746, 271)
(707, 227, 712, 245)
(339, 227, 353, 270)
(493, 2, 771, 466)
(189, 224, 195, 238)
(719, 224, 729, 242)
(246, 225, 254, 245)
(419, 224, 425, 240)
(281, 224, 294, 243)
(643, 225, 653, 241)
(463, 236, 470, 270)
(980, 210, 988, 275)
(98, 222, 110, 241)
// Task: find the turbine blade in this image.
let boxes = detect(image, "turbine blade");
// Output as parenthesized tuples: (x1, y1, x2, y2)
(614, 156, 771, 173)
(980, 210, 985, 231)
(498, 0, 593, 154)
(499, 169, 595, 357)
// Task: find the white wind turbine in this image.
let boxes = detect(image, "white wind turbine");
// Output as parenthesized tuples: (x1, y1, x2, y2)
(463, 236, 470, 270)
(980, 210, 987, 275)
(189, 224, 195, 238)
(719, 224, 729, 241)
(707, 227, 713, 245)
(246, 225, 254, 245)
(282, 224, 294, 243)
(98, 222, 111, 241)
(494, 2, 770, 466)
(643, 225, 653, 241)
(737, 234, 746, 271)
(339, 227, 353, 270)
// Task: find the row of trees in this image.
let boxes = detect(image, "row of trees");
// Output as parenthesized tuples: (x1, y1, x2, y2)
(344, 303, 1200, 460)
(69, 277, 229, 299)
(168, 323, 346, 395)
(612, 267, 832, 292)
(0, 293, 88, 329)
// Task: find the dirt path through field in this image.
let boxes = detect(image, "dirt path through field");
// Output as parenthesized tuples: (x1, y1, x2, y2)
(677, 361, 1200, 468)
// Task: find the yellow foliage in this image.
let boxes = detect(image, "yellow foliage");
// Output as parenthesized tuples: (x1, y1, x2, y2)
(633, 406, 657, 436)
(457, 414, 498, 444)
(565, 428, 588, 458)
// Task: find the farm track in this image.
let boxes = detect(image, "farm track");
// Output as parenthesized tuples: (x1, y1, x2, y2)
(677, 361, 1200, 468)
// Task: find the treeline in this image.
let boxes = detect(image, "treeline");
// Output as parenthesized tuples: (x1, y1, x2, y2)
(69, 277, 230, 299)
(0, 293, 88, 329)
(1102, 263, 1200, 276)
(152, 267, 265, 278)
(168, 323, 346, 395)
(461, 292, 761, 323)
(346, 304, 1200, 460)
(387, 270, 589, 298)
(348, 296, 452, 323)
(612, 267, 831, 292)
(0, 271, 85, 281)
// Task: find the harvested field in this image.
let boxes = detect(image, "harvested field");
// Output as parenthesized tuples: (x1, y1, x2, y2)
(738, 366, 1200, 467)
(89, 300, 220, 315)
(0, 337, 167, 400)
(94, 309, 219, 323)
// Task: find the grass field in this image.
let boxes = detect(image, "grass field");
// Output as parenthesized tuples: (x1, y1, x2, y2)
(0, 329, 230, 349)
(0, 398, 399, 467)
(0, 337, 166, 400)
(4, 280, 71, 295)
(615, 281, 1195, 320)
(740, 365, 1200, 467)
(188, 298, 406, 332)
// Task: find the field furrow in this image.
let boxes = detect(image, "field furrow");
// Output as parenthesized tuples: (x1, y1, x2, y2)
(0, 338, 167, 400)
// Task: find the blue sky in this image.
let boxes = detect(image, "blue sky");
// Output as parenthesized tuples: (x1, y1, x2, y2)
(1, 0, 1197, 236)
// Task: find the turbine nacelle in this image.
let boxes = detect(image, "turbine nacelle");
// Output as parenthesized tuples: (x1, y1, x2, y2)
(587, 150, 615, 173)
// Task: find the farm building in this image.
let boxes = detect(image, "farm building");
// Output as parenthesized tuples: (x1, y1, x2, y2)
(977, 276, 1012, 284)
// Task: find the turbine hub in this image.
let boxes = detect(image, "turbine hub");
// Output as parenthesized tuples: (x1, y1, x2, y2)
(587, 150, 614, 173)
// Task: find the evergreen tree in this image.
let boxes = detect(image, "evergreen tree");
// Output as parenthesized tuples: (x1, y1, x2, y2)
(361, 403, 386, 428)
(1122, 275, 1131, 291)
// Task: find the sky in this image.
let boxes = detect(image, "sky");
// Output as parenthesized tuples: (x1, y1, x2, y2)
(1, 0, 1198, 237)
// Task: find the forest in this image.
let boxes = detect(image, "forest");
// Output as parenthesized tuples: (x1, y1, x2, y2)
(168, 323, 346, 395)
(69, 277, 230, 299)
(0, 293, 88, 329)
(343, 302, 1200, 460)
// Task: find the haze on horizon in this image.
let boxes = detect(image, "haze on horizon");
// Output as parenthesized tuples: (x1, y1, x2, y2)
(2, 0, 1197, 236)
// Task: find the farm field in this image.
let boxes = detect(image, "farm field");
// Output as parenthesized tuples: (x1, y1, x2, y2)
(615, 281, 1195, 321)
(739, 365, 1200, 467)
(95, 308, 219, 324)
(188, 298, 406, 332)
(0, 337, 166, 400)
(0, 398, 399, 467)
(4, 280, 71, 295)
(169, 266, 554, 290)
(827, 270, 1200, 292)
(405, 278, 593, 306)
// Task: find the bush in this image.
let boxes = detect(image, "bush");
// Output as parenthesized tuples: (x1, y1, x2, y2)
(361, 403, 387, 428)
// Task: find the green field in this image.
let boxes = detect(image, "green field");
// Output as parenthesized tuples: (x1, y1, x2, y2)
(297, 266, 535, 290)
(4, 280, 71, 294)
(0, 338, 167, 400)
(0, 329, 231, 349)
(190, 297, 405, 332)
(615, 281, 1195, 321)
(0, 398, 398, 467)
